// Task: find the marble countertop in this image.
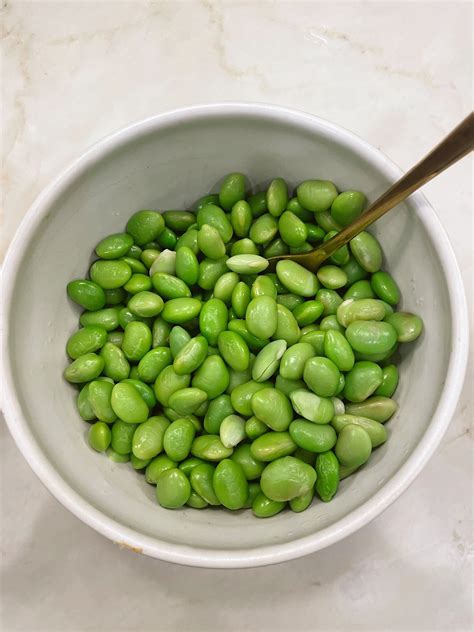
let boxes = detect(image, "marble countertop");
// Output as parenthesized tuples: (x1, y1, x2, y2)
(1, 2, 472, 631)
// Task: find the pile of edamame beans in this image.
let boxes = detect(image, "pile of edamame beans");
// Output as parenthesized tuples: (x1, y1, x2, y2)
(64, 174, 423, 517)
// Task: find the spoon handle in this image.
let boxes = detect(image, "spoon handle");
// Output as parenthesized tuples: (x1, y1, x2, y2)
(306, 112, 474, 266)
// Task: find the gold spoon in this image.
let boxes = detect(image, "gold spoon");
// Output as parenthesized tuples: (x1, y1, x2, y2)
(268, 112, 474, 272)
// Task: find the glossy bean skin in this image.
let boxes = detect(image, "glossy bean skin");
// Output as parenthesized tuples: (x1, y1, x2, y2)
(191, 435, 233, 461)
(192, 355, 229, 399)
(252, 493, 286, 518)
(343, 361, 383, 403)
(89, 422, 112, 452)
(335, 424, 372, 468)
(66, 326, 107, 360)
(67, 280, 106, 311)
(245, 296, 278, 339)
(251, 387, 293, 432)
(213, 459, 248, 510)
(315, 451, 339, 501)
(290, 389, 334, 424)
(250, 432, 297, 462)
(297, 180, 338, 213)
(332, 413, 387, 448)
(279, 343, 314, 380)
(350, 231, 382, 273)
(276, 261, 319, 297)
(199, 298, 228, 345)
(374, 364, 399, 398)
(64, 353, 105, 384)
(289, 419, 337, 453)
(138, 347, 172, 383)
(133, 416, 169, 460)
(252, 340, 287, 382)
(219, 173, 246, 211)
(88, 380, 117, 423)
(218, 331, 250, 372)
(163, 418, 196, 461)
(156, 468, 191, 509)
(303, 356, 340, 398)
(345, 396, 398, 423)
(260, 456, 316, 502)
(385, 312, 423, 342)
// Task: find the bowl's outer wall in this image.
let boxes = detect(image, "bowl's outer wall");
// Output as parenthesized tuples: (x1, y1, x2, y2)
(2, 105, 467, 567)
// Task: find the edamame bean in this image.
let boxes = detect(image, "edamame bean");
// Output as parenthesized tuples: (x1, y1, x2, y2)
(96, 233, 134, 260)
(152, 272, 191, 299)
(66, 326, 107, 359)
(230, 200, 252, 237)
(163, 418, 196, 461)
(175, 246, 199, 286)
(297, 180, 338, 213)
(252, 340, 287, 382)
(197, 204, 233, 242)
(350, 231, 382, 272)
(161, 298, 202, 324)
(218, 331, 250, 372)
(124, 273, 153, 294)
(192, 355, 229, 399)
(169, 326, 191, 358)
(89, 422, 112, 452)
(163, 210, 195, 233)
(343, 361, 383, 403)
(190, 463, 221, 505)
(219, 173, 246, 211)
(149, 249, 176, 276)
(335, 424, 372, 468)
(77, 384, 96, 421)
(88, 380, 117, 423)
(370, 271, 400, 305)
(289, 488, 314, 512)
(343, 279, 375, 300)
(385, 312, 423, 342)
(228, 320, 268, 351)
(374, 364, 399, 398)
(249, 213, 278, 244)
(266, 178, 288, 217)
(126, 210, 165, 246)
(250, 432, 296, 461)
(332, 413, 387, 448)
(264, 237, 289, 258)
(90, 260, 132, 289)
(251, 387, 293, 431)
(316, 288, 343, 316)
(152, 317, 171, 347)
(122, 321, 152, 361)
(67, 280, 106, 311)
(336, 298, 386, 328)
(214, 272, 239, 304)
(145, 454, 177, 484)
(213, 459, 248, 509)
(260, 456, 316, 502)
(219, 414, 246, 448)
(226, 254, 269, 274)
(299, 329, 326, 355)
(80, 307, 121, 331)
(289, 420, 337, 452)
(111, 420, 137, 454)
(156, 468, 191, 509)
(137, 347, 172, 383)
(317, 265, 347, 290)
(64, 353, 104, 384)
(245, 416, 268, 440)
(279, 343, 314, 380)
(248, 191, 267, 217)
(292, 300, 324, 326)
(289, 389, 334, 424)
(246, 296, 278, 339)
(274, 304, 301, 345)
(323, 330, 355, 372)
(191, 435, 233, 461)
(198, 224, 226, 259)
(276, 260, 319, 297)
(154, 365, 190, 406)
(331, 191, 365, 226)
(251, 275, 277, 299)
(128, 291, 164, 317)
(345, 320, 398, 355)
(198, 257, 229, 290)
(315, 451, 339, 501)
(345, 396, 398, 423)
(111, 382, 149, 424)
(252, 493, 286, 518)
(203, 394, 235, 434)
(231, 282, 251, 318)
(178, 456, 205, 477)
(319, 315, 345, 333)
(132, 416, 169, 460)
(279, 211, 307, 247)
(231, 444, 265, 480)
(303, 356, 340, 398)
(231, 238, 259, 256)
(168, 387, 207, 416)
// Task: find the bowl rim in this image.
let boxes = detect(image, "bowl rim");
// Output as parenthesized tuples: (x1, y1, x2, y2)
(1, 102, 469, 568)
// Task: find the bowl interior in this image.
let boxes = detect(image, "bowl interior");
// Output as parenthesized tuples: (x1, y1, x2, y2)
(5, 108, 450, 556)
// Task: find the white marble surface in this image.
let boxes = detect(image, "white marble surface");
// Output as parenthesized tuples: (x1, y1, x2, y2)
(1, 2, 472, 630)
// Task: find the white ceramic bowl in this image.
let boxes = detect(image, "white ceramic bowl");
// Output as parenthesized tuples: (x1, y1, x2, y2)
(1, 103, 468, 568)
